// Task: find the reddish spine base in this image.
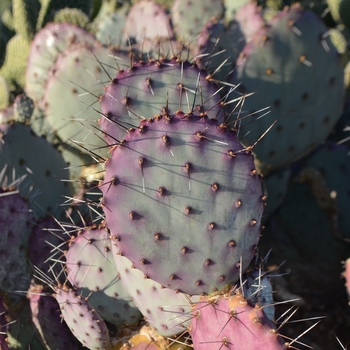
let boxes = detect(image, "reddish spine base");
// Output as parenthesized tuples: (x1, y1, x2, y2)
(189, 293, 287, 350)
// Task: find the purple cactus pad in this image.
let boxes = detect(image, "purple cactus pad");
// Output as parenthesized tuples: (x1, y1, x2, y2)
(100, 112, 265, 295)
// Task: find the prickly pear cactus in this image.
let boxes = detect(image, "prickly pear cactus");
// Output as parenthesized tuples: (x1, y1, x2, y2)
(65, 227, 142, 326)
(229, 6, 345, 174)
(43, 42, 131, 157)
(0, 121, 73, 219)
(29, 216, 69, 284)
(189, 293, 287, 349)
(171, 0, 224, 43)
(194, 1, 263, 83)
(53, 284, 110, 349)
(25, 22, 96, 106)
(95, 9, 127, 47)
(101, 112, 265, 295)
(122, 0, 174, 45)
(112, 252, 199, 336)
(234, 1, 264, 43)
(29, 284, 81, 349)
(99, 58, 226, 146)
(194, 19, 244, 83)
(224, 0, 252, 23)
(0, 188, 33, 308)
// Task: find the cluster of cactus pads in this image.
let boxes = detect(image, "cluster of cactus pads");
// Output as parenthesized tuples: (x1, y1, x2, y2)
(1, 0, 350, 349)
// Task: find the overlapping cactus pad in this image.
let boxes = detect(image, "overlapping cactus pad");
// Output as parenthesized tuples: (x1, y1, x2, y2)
(123, 0, 174, 44)
(112, 253, 200, 337)
(189, 293, 287, 349)
(43, 42, 132, 157)
(0, 121, 72, 219)
(101, 112, 265, 295)
(171, 0, 224, 43)
(99, 58, 226, 146)
(29, 284, 80, 349)
(25, 22, 96, 106)
(53, 285, 110, 349)
(0, 188, 33, 307)
(229, 6, 345, 174)
(65, 227, 142, 326)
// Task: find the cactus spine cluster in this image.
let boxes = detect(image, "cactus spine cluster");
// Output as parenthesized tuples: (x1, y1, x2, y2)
(0, 0, 350, 349)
